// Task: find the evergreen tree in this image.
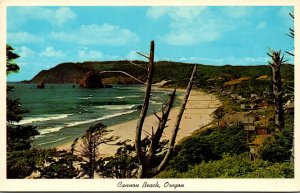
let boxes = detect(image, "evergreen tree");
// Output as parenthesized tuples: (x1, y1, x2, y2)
(6, 44, 40, 178)
(79, 123, 118, 178)
(6, 44, 20, 75)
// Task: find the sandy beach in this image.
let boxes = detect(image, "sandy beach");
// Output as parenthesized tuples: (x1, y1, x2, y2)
(57, 88, 221, 157)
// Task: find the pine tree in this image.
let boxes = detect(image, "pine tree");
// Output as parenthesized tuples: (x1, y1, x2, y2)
(6, 44, 40, 178)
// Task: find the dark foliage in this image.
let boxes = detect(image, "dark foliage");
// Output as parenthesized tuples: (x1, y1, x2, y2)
(101, 144, 139, 178)
(6, 98, 28, 123)
(6, 44, 20, 74)
(79, 123, 118, 178)
(39, 150, 81, 179)
(157, 153, 294, 178)
(259, 127, 293, 162)
(7, 150, 36, 178)
(168, 126, 248, 172)
(6, 44, 41, 178)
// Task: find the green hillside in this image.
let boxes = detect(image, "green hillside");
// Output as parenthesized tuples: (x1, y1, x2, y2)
(29, 60, 294, 89)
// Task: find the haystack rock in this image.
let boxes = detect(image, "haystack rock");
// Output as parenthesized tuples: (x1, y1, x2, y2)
(37, 81, 45, 89)
(79, 71, 104, 88)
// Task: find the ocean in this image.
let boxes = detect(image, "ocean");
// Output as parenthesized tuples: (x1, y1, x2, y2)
(7, 83, 179, 149)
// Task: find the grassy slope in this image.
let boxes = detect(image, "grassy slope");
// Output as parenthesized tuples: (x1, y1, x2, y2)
(29, 60, 294, 87)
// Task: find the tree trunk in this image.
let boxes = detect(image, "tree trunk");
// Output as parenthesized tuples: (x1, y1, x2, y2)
(268, 50, 285, 132)
(134, 41, 197, 178)
(271, 64, 284, 132)
(135, 41, 155, 177)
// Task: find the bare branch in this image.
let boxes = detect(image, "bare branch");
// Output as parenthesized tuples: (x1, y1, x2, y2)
(136, 51, 150, 59)
(285, 51, 294, 56)
(153, 110, 162, 121)
(157, 65, 197, 172)
(135, 41, 155, 168)
(124, 59, 148, 70)
(98, 71, 145, 84)
(148, 89, 176, 162)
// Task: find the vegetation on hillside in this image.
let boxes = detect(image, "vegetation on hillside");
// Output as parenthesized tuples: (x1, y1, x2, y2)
(7, 11, 294, 178)
(28, 60, 294, 89)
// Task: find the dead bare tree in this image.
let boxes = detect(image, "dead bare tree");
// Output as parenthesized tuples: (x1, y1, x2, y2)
(134, 40, 197, 178)
(268, 49, 286, 132)
(285, 12, 294, 57)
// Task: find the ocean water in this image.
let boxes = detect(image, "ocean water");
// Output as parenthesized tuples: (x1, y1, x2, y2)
(7, 83, 178, 149)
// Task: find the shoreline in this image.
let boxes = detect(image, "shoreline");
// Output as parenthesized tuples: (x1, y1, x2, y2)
(57, 88, 221, 157)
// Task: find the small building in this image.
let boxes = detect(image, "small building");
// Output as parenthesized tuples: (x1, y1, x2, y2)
(250, 94, 258, 98)
(259, 100, 269, 108)
(242, 116, 255, 133)
(284, 100, 294, 113)
(245, 125, 256, 132)
(230, 94, 238, 99)
(256, 127, 268, 135)
(240, 104, 246, 109)
(237, 95, 246, 101)
(250, 104, 259, 110)
(222, 91, 231, 96)
(242, 117, 254, 125)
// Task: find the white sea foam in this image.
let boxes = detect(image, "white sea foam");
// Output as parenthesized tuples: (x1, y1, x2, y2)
(115, 96, 125, 99)
(126, 95, 141, 98)
(66, 110, 137, 127)
(78, 97, 92, 100)
(39, 126, 64, 135)
(18, 114, 71, 125)
(96, 104, 135, 110)
(150, 101, 163, 105)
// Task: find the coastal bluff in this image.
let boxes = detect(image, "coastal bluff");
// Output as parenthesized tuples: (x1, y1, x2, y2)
(28, 61, 198, 86)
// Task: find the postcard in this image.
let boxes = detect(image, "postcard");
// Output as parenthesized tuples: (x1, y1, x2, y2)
(0, 0, 299, 191)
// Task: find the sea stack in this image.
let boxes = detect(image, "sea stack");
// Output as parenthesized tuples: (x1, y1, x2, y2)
(37, 81, 45, 89)
(79, 71, 104, 88)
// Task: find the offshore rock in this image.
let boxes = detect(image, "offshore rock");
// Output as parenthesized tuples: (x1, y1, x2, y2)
(37, 81, 45, 89)
(79, 71, 104, 88)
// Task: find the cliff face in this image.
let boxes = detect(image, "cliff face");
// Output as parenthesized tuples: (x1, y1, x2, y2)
(29, 61, 149, 84)
(30, 63, 93, 84)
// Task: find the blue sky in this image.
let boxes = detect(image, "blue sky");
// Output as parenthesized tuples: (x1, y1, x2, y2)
(7, 6, 294, 81)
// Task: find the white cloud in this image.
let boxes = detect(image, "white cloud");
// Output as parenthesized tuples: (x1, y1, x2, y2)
(222, 7, 253, 18)
(7, 32, 44, 44)
(147, 7, 230, 45)
(53, 7, 76, 25)
(147, 7, 238, 45)
(146, 7, 168, 19)
(77, 48, 122, 62)
(126, 50, 138, 60)
(227, 56, 269, 65)
(256, 21, 267, 30)
(17, 46, 36, 58)
(125, 50, 146, 61)
(11, 7, 76, 26)
(50, 23, 139, 46)
(40, 47, 65, 58)
(279, 7, 294, 18)
(77, 48, 104, 61)
(147, 7, 206, 20)
(161, 19, 222, 45)
(178, 56, 268, 65)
